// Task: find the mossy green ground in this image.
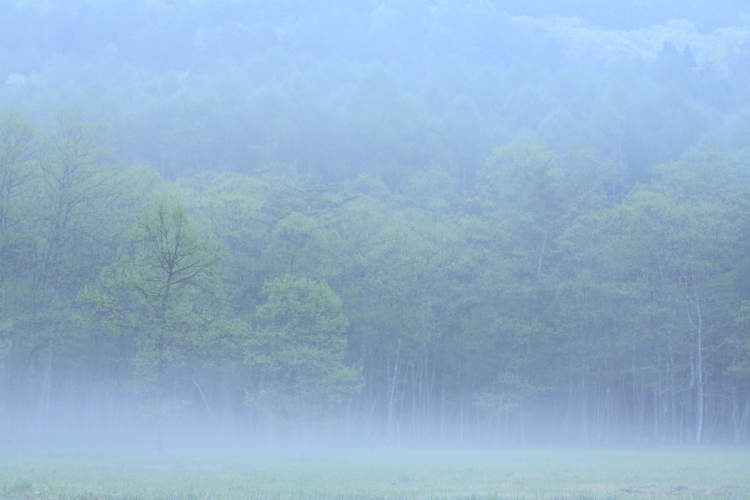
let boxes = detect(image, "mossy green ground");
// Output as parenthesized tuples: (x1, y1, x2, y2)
(0, 447, 748, 499)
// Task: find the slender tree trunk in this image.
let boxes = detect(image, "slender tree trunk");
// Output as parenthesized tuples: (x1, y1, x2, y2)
(695, 323, 703, 444)
(740, 396, 750, 443)
(685, 280, 704, 445)
(36, 339, 53, 443)
(581, 371, 588, 445)
(668, 335, 677, 443)
(156, 333, 165, 460)
(440, 367, 446, 444)
(386, 338, 401, 445)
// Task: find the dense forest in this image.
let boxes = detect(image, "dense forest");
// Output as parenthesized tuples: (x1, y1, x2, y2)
(2, 0, 750, 449)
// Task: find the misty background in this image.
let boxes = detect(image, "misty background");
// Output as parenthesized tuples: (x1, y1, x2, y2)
(2, 0, 750, 450)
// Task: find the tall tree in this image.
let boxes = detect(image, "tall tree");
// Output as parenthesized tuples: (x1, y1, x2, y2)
(245, 275, 361, 444)
(80, 196, 227, 457)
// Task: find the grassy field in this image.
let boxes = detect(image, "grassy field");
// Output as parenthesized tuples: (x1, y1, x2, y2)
(0, 447, 748, 499)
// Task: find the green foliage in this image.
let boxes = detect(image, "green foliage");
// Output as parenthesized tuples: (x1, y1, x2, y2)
(246, 275, 361, 428)
(0, 107, 37, 281)
(2, 105, 750, 446)
(80, 196, 228, 452)
(268, 213, 329, 279)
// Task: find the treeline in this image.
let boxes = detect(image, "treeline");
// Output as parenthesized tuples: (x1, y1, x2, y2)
(3, 1, 750, 189)
(2, 107, 750, 448)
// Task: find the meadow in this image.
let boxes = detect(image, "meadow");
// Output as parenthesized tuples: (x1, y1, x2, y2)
(0, 446, 749, 500)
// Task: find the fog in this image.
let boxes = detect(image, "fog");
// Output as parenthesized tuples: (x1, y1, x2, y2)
(1, 1, 750, 455)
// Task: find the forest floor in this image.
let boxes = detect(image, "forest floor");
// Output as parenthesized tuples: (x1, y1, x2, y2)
(0, 446, 748, 499)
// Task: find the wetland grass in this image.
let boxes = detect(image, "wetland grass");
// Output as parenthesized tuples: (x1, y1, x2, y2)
(0, 447, 748, 500)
